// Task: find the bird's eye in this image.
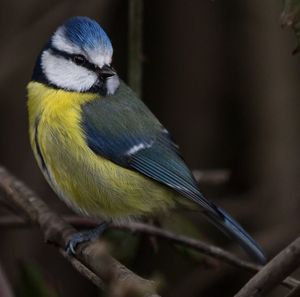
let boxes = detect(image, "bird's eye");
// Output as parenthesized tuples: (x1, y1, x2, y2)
(73, 55, 86, 66)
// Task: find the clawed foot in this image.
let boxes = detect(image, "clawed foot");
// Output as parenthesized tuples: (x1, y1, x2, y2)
(66, 221, 110, 255)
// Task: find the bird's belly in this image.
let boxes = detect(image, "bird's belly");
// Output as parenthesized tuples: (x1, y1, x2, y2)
(36, 120, 176, 219)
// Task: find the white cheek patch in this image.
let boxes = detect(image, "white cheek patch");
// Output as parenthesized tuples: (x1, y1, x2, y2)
(41, 50, 97, 92)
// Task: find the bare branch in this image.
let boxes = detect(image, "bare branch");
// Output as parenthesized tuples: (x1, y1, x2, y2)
(1, 165, 299, 294)
(0, 166, 159, 297)
(0, 215, 299, 289)
(234, 236, 300, 297)
(113, 222, 299, 290)
(60, 249, 105, 289)
(285, 283, 300, 297)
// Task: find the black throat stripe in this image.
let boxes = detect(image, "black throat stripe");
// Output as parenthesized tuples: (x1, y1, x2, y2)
(34, 118, 50, 177)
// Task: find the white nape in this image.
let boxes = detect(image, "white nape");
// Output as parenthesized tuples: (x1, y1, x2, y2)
(52, 27, 82, 55)
(41, 50, 97, 92)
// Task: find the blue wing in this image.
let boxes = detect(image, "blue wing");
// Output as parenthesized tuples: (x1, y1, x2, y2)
(82, 83, 213, 210)
(81, 82, 266, 264)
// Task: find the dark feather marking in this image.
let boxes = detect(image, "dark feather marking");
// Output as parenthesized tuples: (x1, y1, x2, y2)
(34, 119, 51, 181)
(34, 119, 46, 170)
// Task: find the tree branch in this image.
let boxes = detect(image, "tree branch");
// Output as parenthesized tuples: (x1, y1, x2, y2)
(59, 249, 105, 289)
(1, 165, 299, 294)
(234, 236, 300, 297)
(0, 166, 159, 297)
(285, 283, 300, 297)
(113, 222, 299, 290)
(0, 216, 299, 289)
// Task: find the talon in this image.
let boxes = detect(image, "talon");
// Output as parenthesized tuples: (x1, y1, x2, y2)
(65, 221, 110, 255)
(66, 235, 81, 255)
(66, 240, 76, 255)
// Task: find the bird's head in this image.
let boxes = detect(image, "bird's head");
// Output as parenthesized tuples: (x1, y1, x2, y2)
(32, 16, 120, 96)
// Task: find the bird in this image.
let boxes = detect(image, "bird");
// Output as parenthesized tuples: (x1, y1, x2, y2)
(27, 16, 266, 264)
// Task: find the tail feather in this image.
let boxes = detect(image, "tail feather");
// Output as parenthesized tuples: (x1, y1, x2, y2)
(205, 206, 267, 264)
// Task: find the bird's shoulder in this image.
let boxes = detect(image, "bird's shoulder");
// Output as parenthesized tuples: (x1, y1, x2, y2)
(81, 81, 179, 164)
(81, 82, 207, 208)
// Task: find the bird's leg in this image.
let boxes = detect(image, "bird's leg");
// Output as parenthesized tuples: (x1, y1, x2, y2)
(66, 220, 111, 255)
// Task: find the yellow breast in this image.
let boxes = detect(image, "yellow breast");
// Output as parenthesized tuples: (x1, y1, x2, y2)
(27, 82, 176, 218)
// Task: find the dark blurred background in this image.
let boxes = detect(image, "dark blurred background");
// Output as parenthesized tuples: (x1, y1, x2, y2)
(1, 0, 300, 296)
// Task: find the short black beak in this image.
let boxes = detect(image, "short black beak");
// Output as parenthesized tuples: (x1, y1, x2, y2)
(98, 65, 116, 79)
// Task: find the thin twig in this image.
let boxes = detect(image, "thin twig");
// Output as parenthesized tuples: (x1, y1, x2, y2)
(285, 283, 300, 297)
(0, 166, 159, 297)
(60, 249, 105, 289)
(0, 215, 298, 289)
(234, 236, 300, 297)
(113, 222, 299, 290)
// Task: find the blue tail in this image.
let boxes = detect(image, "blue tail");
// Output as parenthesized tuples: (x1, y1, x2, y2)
(205, 206, 267, 264)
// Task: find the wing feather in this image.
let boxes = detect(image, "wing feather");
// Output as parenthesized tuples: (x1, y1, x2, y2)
(80, 81, 266, 264)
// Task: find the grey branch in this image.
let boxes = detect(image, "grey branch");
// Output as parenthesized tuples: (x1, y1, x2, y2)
(285, 283, 300, 297)
(234, 236, 300, 297)
(113, 222, 299, 290)
(0, 216, 299, 290)
(60, 249, 105, 289)
(1, 165, 299, 294)
(0, 166, 159, 297)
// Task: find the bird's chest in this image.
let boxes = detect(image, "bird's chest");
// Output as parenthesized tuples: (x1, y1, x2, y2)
(28, 86, 98, 205)
(27, 83, 177, 218)
(28, 84, 94, 163)
(33, 101, 94, 192)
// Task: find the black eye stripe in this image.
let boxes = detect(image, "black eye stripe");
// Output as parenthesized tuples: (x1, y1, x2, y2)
(49, 47, 97, 72)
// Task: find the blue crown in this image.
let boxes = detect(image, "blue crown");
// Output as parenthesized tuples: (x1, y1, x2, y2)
(62, 16, 112, 52)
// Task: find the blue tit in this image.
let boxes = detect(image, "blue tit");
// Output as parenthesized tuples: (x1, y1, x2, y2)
(27, 16, 266, 264)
